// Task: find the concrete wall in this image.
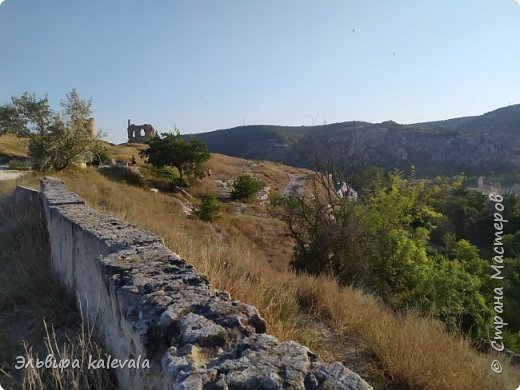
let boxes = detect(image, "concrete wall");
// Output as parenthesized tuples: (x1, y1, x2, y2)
(37, 177, 371, 390)
(14, 185, 40, 206)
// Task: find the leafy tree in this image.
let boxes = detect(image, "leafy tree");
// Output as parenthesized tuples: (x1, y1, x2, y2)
(198, 192, 221, 222)
(499, 192, 520, 234)
(0, 90, 98, 171)
(450, 239, 487, 277)
(436, 180, 489, 246)
(274, 169, 493, 341)
(352, 174, 440, 305)
(413, 252, 492, 339)
(140, 131, 211, 187)
(230, 175, 264, 201)
(504, 232, 520, 258)
(355, 166, 391, 197)
(90, 141, 110, 165)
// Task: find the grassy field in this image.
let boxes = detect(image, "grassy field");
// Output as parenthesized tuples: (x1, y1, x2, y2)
(2, 150, 520, 389)
(102, 142, 147, 164)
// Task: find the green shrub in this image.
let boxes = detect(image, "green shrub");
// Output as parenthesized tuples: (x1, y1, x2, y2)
(230, 175, 264, 201)
(91, 143, 110, 165)
(199, 192, 221, 222)
(142, 164, 178, 182)
(7, 159, 27, 170)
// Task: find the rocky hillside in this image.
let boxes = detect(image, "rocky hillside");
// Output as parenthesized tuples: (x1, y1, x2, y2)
(189, 104, 520, 177)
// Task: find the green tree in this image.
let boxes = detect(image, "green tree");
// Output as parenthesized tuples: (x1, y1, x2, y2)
(275, 170, 493, 340)
(413, 253, 492, 340)
(140, 131, 211, 187)
(450, 239, 487, 277)
(230, 175, 264, 201)
(352, 175, 439, 305)
(0, 90, 98, 171)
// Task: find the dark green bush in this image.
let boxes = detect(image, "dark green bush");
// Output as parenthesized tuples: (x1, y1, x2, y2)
(141, 165, 178, 182)
(7, 159, 27, 170)
(91, 143, 110, 165)
(230, 175, 264, 201)
(198, 192, 221, 222)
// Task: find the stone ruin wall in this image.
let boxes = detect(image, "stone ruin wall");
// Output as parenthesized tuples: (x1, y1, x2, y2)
(16, 179, 372, 390)
(127, 119, 156, 143)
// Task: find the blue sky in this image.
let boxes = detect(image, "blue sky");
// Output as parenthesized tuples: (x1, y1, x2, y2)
(1, 0, 519, 143)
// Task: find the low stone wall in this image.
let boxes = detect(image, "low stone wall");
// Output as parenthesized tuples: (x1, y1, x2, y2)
(39, 177, 372, 390)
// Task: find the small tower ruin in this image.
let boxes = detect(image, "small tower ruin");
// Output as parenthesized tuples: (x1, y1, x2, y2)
(87, 118, 97, 138)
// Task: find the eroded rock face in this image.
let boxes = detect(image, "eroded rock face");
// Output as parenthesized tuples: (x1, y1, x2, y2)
(41, 177, 372, 389)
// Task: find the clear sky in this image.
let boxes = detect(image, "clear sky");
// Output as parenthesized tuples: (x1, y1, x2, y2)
(1, 0, 519, 143)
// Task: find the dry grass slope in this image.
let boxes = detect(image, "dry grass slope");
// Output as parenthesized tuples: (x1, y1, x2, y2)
(14, 165, 516, 390)
(102, 142, 147, 164)
(3, 151, 520, 389)
(0, 134, 30, 158)
(0, 134, 147, 164)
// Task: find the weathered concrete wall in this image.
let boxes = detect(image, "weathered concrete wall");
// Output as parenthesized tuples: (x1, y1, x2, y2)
(39, 177, 372, 390)
(14, 185, 40, 206)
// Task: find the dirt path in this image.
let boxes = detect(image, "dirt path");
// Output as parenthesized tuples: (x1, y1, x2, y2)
(303, 316, 398, 390)
(0, 167, 28, 181)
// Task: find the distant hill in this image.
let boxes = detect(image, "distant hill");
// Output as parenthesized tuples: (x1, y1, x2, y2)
(187, 104, 520, 177)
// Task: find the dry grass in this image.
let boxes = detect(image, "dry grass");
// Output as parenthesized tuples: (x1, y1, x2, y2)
(0, 133, 146, 164)
(0, 134, 30, 157)
(102, 142, 147, 164)
(36, 167, 520, 390)
(0, 185, 116, 390)
(21, 316, 115, 390)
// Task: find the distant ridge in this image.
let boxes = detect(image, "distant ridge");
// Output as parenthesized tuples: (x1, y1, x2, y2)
(410, 116, 478, 130)
(412, 104, 520, 134)
(187, 104, 520, 177)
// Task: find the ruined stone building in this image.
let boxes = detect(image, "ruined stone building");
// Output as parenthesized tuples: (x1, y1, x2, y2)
(127, 119, 156, 143)
(476, 176, 500, 195)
